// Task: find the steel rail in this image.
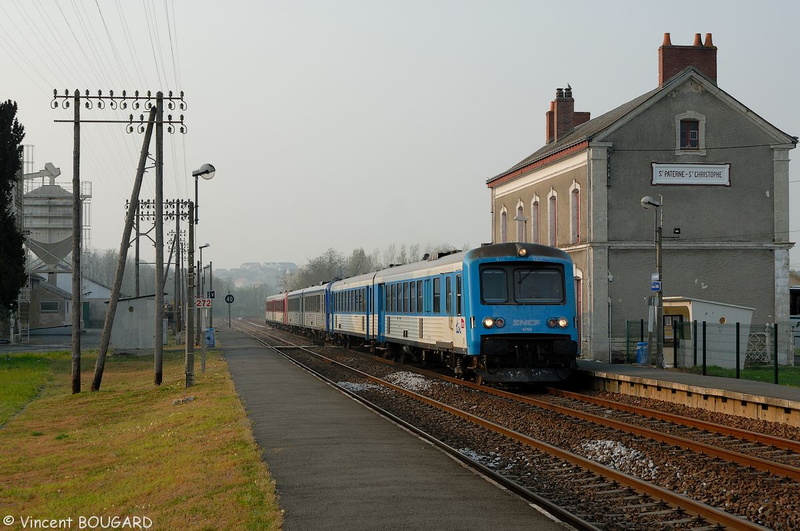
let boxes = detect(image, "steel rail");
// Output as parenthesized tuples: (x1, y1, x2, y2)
(248, 321, 800, 480)
(240, 323, 767, 531)
(547, 387, 800, 453)
(466, 379, 800, 482)
(394, 363, 800, 482)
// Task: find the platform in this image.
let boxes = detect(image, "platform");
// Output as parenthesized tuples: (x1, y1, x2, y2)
(220, 329, 569, 531)
(577, 359, 800, 427)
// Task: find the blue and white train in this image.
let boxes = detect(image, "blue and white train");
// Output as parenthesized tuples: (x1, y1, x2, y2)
(265, 243, 580, 384)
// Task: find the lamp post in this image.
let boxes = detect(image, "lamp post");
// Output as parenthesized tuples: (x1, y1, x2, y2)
(185, 162, 215, 388)
(191, 161, 214, 346)
(641, 195, 663, 368)
(185, 201, 195, 387)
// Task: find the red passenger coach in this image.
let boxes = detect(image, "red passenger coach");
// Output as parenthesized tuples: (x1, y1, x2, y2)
(265, 292, 288, 326)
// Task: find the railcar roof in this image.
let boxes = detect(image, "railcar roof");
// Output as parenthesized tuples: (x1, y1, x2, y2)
(373, 251, 467, 282)
(464, 242, 571, 262)
(287, 283, 328, 297)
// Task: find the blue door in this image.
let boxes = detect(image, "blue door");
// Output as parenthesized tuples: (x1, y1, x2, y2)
(375, 283, 385, 342)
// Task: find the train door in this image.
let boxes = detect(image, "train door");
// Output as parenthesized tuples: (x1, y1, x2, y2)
(375, 283, 386, 342)
(445, 274, 454, 332)
(364, 286, 370, 340)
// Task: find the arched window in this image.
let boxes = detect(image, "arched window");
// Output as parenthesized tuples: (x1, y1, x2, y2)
(570, 182, 581, 244)
(515, 203, 525, 242)
(530, 195, 539, 244)
(548, 190, 557, 247)
(500, 208, 508, 243)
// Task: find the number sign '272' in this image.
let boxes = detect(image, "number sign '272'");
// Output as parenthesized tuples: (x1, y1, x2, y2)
(195, 298, 212, 308)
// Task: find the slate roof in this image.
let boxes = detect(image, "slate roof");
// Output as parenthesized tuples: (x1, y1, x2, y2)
(487, 67, 796, 185)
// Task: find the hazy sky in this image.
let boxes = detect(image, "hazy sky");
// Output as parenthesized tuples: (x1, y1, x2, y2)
(2, 1, 799, 270)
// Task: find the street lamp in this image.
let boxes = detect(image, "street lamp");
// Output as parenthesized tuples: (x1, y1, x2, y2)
(641, 195, 663, 368)
(192, 163, 215, 224)
(186, 162, 215, 388)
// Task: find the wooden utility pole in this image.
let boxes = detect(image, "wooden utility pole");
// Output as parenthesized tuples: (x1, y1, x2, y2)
(174, 213, 182, 336)
(70, 89, 81, 394)
(154, 92, 164, 385)
(92, 107, 157, 391)
(52, 89, 186, 392)
(135, 208, 140, 297)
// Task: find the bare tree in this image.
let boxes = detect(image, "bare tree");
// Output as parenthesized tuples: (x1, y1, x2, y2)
(345, 248, 375, 277)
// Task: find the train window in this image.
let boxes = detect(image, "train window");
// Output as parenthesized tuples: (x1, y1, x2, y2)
(403, 282, 409, 313)
(392, 284, 398, 312)
(433, 277, 441, 313)
(445, 276, 452, 314)
(410, 281, 417, 313)
(520, 270, 565, 303)
(481, 269, 508, 304)
(456, 274, 462, 315)
(416, 282, 423, 314)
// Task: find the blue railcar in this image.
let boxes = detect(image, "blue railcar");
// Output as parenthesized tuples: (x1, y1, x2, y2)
(268, 243, 579, 384)
(329, 272, 377, 347)
(460, 243, 579, 383)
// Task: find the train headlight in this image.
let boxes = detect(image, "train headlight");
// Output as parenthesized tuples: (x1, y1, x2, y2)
(547, 317, 569, 329)
(482, 317, 495, 329)
(517, 248, 528, 257)
(494, 317, 505, 328)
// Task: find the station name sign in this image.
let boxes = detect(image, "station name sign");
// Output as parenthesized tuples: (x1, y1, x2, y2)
(651, 163, 730, 186)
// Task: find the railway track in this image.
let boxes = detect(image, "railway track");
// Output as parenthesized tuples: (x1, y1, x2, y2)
(234, 321, 797, 530)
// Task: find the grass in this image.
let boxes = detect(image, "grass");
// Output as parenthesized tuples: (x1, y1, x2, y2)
(679, 363, 800, 388)
(0, 352, 62, 426)
(0, 347, 282, 530)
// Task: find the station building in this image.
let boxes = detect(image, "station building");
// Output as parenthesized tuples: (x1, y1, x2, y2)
(486, 33, 797, 361)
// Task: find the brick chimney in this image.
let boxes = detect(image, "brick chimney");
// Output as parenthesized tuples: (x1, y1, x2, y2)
(545, 85, 590, 144)
(658, 32, 717, 86)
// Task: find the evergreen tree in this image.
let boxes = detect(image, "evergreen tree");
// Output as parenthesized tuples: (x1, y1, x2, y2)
(0, 100, 26, 313)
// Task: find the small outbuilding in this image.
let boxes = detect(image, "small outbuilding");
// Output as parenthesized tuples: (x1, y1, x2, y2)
(109, 295, 167, 353)
(663, 297, 755, 369)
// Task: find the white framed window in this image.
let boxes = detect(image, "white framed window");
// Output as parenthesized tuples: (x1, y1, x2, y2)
(569, 181, 581, 244)
(675, 111, 706, 156)
(548, 190, 557, 247)
(500, 207, 508, 243)
(530, 195, 540, 244)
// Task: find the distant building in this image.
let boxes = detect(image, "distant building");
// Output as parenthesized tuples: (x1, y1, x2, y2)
(27, 273, 112, 330)
(487, 33, 797, 361)
(19, 161, 97, 334)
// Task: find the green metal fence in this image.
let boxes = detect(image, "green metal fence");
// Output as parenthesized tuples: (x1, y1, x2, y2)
(624, 319, 797, 383)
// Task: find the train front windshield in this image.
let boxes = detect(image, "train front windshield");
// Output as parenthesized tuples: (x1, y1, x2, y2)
(480, 264, 564, 304)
